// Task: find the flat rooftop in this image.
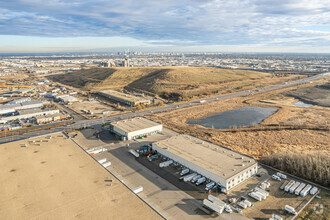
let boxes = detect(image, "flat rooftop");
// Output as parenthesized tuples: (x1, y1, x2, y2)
(154, 135, 257, 179)
(112, 117, 161, 133)
(99, 90, 148, 103)
(0, 133, 161, 219)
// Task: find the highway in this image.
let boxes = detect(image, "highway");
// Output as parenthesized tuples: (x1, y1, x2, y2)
(0, 72, 328, 144)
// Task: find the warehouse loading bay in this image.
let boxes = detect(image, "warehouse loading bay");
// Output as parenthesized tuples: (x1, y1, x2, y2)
(70, 126, 317, 220)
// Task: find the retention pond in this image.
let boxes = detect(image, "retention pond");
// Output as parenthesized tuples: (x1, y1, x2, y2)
(187, 106, 278, 129)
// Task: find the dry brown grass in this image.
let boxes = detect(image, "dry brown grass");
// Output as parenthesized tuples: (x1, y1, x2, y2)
(148, 83, 330, 186)
(52, 67, 303, 100)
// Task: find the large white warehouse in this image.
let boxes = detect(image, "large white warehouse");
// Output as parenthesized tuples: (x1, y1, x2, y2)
(152, 135, 258, 191)
(110, 117, 162, 140)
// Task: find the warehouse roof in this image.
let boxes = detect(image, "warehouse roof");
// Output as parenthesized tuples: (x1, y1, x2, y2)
(111, 117, 161, 133)
(153, 135, 257, 179)
(99, 90, 149, 103)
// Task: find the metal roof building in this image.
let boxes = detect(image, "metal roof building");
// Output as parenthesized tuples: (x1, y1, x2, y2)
(152, 135, 258, 191)
(110, 117, 162, 140)
(98, 90, 151, 106)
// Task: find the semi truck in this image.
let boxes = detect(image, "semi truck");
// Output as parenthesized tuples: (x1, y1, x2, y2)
(180, 168, 189, 176)
(205, 182, 216, 191)
(196, 177, 206, 185)
(191, 175, 202, 183)
(285, 205, 297, 215)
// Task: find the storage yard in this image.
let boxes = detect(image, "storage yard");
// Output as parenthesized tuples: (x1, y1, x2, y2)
(0, 133, 162, 219)
(66, 98, 119, 118)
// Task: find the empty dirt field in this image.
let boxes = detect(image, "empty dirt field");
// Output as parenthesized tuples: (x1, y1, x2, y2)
(67, 99, 119, 118)
(0, 133, 162, 220)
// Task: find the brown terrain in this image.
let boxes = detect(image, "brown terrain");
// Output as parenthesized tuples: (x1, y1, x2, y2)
(148, 79, 330, 186)
(50, 67, 305, 100)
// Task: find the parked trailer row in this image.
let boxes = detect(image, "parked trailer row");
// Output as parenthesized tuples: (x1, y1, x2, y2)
(255, 187, 269, 197)
(289, 182, 301, 194)
(203, 199, 224, 214)
(183, 173, 198, 182)
(248, 192, 262, 201)
(208, 195, 226, 207)
(285, 180, 295, 192)
(295, 183, 306, 195)
(300, 184, 312, 197)
(159, 160, 173, 168)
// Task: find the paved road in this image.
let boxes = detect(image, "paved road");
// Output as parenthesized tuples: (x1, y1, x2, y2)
(0, 72, 328, 144)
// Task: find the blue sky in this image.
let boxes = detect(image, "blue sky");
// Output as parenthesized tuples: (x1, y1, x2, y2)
(0, 0, 330, 53)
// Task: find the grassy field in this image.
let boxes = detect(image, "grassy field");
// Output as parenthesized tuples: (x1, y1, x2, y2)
(51, 67, 301, 100)
(147, 79, 330, 186)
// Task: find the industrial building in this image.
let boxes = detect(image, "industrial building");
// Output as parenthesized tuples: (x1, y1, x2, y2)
(152, 135, 258, 191)
(0, 109, 60, 123)
(110, 117, 162, 140)
(98, 90, 151, 106)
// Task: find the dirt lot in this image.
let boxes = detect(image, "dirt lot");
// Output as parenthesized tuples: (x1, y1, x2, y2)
(67, 99, 119, 118)
(0, 133, 161, 220)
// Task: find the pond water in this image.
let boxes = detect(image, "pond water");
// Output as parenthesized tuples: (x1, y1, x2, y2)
(187, 106, 278, 129)
(292, 100, 313, 108)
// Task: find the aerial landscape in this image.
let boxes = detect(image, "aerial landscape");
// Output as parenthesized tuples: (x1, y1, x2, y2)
(0, 1, 329, 220)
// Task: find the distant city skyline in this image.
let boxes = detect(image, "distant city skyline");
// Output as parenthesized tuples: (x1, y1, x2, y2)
(0, 0, 330, 53)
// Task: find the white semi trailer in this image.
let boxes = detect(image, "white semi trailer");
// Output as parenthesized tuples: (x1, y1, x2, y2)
(300, 184, 312, 197)
(203, 199, 224, 214)
(248, 192, 262, 201)
(180, 168, 189, 176)
(159, 160, 173, 168)
(128, 149, 139, 158)
(295, 183, 306, 195)
(183, 173, 198, 182)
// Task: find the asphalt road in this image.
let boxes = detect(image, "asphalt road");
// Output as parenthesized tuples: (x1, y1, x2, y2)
(0, 72, 328, 144)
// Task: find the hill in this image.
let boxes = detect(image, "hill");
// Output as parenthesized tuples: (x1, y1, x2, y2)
(52, 67, 301, 100)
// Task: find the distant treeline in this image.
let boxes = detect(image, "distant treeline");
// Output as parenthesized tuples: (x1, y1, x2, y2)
(261, 152, 330, 187)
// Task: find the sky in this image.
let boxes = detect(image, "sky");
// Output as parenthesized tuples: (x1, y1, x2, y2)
(0, 0, 330, 53)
